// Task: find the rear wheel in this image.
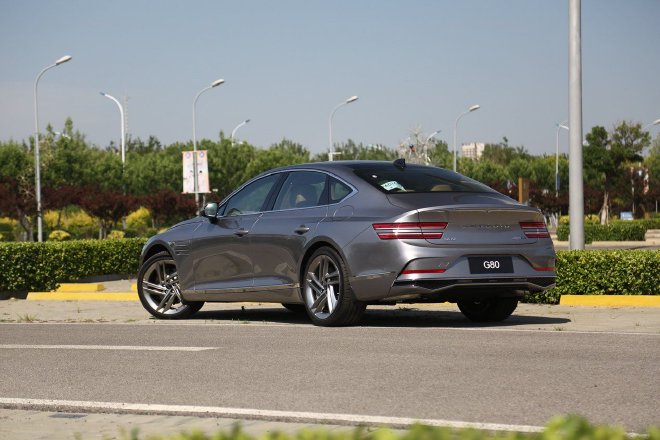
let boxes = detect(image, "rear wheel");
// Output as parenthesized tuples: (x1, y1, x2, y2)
(457, 297, 518, 322)
(302, 247, 365, 326)
(138, 251, 203, 319)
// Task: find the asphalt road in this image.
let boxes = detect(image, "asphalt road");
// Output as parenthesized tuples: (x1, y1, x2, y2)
(1, 319, 659, 435)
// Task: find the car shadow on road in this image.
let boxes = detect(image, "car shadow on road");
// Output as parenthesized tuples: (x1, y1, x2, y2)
(190, 305, 570, 328)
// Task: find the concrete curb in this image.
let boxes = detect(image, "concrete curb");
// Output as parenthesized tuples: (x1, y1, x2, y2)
(27, 292, 137, 301)
(559, 295, 660, 307)
(23, 290, 660, 308)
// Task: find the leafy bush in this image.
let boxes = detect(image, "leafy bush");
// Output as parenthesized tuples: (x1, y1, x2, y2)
(126, 206, 153, 237)
(525, 250, 660, 304)
(106, 230, 125, 240)
(640, 217, 660, 230)
(43, 207, 99, 239)
(556, 222, 647, 242)
(0, 217, 16, 241)
(0, 238, 146, 293)
(48, 230, 71, 241)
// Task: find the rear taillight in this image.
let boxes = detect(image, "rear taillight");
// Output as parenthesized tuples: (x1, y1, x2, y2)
(520, 222, 550, 238)
(372, 222, 448, 240)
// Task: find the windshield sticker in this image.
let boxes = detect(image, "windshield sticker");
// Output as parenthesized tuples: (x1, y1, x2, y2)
(381, 180, 405, 191)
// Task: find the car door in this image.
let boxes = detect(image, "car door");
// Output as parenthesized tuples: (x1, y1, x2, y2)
(191, 173, 282, 294)
(248, 171, 329, 294)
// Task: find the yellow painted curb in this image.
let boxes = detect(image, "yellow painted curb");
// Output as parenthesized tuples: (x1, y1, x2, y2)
(56, 283, 105, 292)
(28, 292, 137, 301)
(560, 295, 660, 307)
(131, 283, 138, 292)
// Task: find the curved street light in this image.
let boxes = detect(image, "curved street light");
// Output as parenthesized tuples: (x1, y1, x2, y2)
(329, 95, 358, 161)
(230, 119, 251, 144)
(192, 78, 224, 206)
(34, 54, 73, 242)
(425, 129, 442, 144)
(642, 118, 660, 130)
(555, 120, 569, 197)
(100, 92, 126, 166)
(453, 104, 480, 172)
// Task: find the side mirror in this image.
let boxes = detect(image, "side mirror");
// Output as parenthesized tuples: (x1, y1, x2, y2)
(202, 202, 219, 219)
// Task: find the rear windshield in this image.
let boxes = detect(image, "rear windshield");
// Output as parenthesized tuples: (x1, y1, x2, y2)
(353, 164, 496, 194)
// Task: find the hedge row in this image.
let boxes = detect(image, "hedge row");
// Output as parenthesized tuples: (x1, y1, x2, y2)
(524, 250, 660, 304)
(556, 222, 647, 242)
(1, 240, 658, 303)
(0, 238, 146, 293)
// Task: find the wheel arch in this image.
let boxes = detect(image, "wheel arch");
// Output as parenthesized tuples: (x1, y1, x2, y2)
(298, 237, 351, 284)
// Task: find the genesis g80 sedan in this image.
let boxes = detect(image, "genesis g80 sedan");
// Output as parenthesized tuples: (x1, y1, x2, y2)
(138, 160, 556, 326)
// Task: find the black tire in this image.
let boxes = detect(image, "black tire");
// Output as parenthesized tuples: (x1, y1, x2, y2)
(281, 303, 307, 313)
(138, 251, 203, 319)
(457, 297, 518, 322)
(302, 247, 366, 326)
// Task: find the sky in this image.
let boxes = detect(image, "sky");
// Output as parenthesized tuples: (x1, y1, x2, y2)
(1, 0, 659, 156)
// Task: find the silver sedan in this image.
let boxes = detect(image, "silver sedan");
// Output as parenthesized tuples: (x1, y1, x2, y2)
(138, 160, 556, 326)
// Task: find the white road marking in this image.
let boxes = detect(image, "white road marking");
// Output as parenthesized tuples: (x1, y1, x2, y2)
(0, 397, 544, 433)
(0, 344, 216, 351)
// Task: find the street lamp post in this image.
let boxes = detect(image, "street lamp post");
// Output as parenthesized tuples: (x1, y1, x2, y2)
(230, 119, 251, 145)
(101, 92, 127, 229)
(425, 130, 441, 144)
(33, 55, 72, 242)
(453, 104, 480, 172)
(329, 95, 358, 161)
(100, 92, 126, 166)
(642, 119, 660, 130)
(555, 120, 569, 197)
(192, 78, 224, 207)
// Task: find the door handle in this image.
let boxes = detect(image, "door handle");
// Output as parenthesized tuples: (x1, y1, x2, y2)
(294, 225, 311, 235)
(234, 228, 249, 237)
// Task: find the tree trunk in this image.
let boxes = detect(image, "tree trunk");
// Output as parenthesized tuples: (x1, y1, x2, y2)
(599, 191, 609, 225)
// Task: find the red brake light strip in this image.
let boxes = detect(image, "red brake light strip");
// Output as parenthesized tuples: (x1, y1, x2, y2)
(519, 222, 550, 239)
(373, 222, 448, 240)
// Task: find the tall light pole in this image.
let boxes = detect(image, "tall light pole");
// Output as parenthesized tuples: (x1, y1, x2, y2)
(555, 120, 569, 197)
(230, 119, 251, 144)
(453, 104, 480, 172)
(329, 95, 358, 161)
(568, 0, 584, 250)
(101, 92, 127, 229)
(100, 92, 126, 166)
(33, 55, 72, 242)
(192, 78, 224, 206)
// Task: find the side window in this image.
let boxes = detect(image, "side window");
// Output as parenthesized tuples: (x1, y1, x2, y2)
(273, 171, 327, 210)
(224, 174, 281, 216)
(329, 177, 352, 204)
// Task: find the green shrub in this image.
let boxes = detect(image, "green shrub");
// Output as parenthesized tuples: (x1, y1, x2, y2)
(525, 250, 660, 304)
(106, 230, 125, 240)
(0, 238, 146, 293)
(640, 217, 660, 230)
(48, 230, 72, 241)
(556, 222, 646, 242)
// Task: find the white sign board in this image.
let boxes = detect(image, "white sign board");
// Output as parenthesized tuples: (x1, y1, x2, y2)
(182, 150, 210, 194)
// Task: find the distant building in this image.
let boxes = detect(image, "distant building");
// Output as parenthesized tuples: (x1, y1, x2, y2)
(461, 142, 485, 160)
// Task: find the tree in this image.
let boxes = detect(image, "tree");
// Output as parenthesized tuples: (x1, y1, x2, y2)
(583, 122, 650, 221)
(78, 189, 137, 238)
(141, 189, 197, 229)
(0, 142, 35, 240)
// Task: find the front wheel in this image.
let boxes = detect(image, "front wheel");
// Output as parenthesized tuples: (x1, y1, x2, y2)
(302, 247, 365, 326)
(138, 251, 203, 319)
(457, 297, 518, 322)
